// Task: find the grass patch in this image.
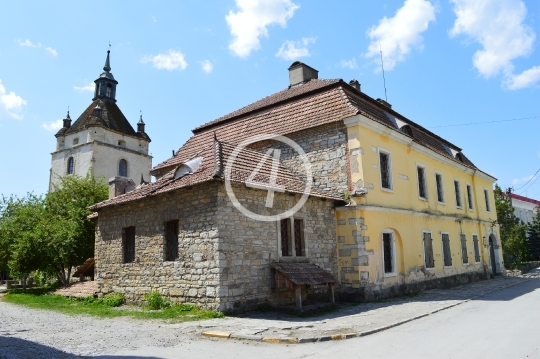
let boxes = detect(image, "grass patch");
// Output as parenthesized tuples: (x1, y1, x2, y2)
(2, 287, 223, 322)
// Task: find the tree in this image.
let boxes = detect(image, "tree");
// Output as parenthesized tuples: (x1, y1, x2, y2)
(0, 173, 108, 286)
(527, 209, 540, 260)
(45, 173, 108, 285)
(494, 185, 530, 265)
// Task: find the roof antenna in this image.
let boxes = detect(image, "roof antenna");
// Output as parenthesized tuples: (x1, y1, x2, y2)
(379, 41, 388, 102)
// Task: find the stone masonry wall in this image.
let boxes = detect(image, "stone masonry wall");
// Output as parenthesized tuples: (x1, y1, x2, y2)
(249, 122, 349, 196)
(95, 182, 221, 310)
(216, 183, 338, 312)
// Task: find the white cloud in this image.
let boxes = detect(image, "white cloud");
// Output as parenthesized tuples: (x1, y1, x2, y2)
(17, 39, 39, 47)
(42, 119, 63, 132)
(0, 79, 27, 120)
(15, 38, 58, 56)
(276, 37, 315, 61)
(226, 0, 299, 58)
(141, 50, 188, 71)
(200, 60, 213, 74)
(152, 16, 157, 23)
(450, 0, 539, 89)
(513, 175, 535, 186)
(45, 47, 58, 56)
(73, 82, 95, 92)
(340, 58, 358, 69)
(365, 0, 436, 71)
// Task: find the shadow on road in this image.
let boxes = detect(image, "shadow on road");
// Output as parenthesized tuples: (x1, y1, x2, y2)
(228, 277, 540, 324)
(0, 336, 163, 359)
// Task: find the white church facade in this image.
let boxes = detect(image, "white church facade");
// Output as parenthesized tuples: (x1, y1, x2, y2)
(49, 50, 152, 191)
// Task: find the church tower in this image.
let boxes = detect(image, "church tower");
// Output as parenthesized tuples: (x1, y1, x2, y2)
(49, 50, 152, 191)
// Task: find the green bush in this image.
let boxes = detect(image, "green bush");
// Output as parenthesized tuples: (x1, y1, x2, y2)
(96, 292, 124, 307)
(144, 291, 169, 310)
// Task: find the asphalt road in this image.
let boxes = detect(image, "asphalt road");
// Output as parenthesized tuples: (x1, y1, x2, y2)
(102, 278, 540, 359)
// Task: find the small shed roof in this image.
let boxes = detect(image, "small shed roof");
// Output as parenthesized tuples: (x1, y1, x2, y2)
(72, 258, 95, 278)
(271, 262, 336, 286)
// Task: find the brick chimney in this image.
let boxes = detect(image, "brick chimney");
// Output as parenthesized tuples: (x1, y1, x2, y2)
(349, 79, 361, 92)
(288, 62, 318, 86)
(108, 176, 136, 199)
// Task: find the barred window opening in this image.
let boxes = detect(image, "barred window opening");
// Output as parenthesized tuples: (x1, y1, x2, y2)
(436, 173, 444, 202)
(379, 152, 391, 189)
(123, 226, 135, 263)
(484, 189, 491, 212)
(454, 180, 462, 208)
(383, 232, 394, 273)
(417, 166, 427, 199)
(165, 220, 179, 261)
(467, 184, 474, 210)
(67, 157, 74, 175)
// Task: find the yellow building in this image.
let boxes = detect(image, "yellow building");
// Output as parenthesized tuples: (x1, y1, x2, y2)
(337, 111, 502, 297)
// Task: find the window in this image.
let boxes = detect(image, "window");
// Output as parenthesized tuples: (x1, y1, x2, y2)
(118, 159, 128, 177)
(472, 234, 481, 263)
(454, 180, 462, 208)
(164, 220, 179, 261)
(400, 125, 413, 137)
(280, 218, 305, 257)
(484, 188, 491, 212)
(73, 138, 79, 146)
(435, 173, 444, 203)
(417, 165, 427, 199)
(106, 84, 112, 97)
(466, 184, 474, 210)
(382, 231, 395, 275)
(379, 150, 392, 190)
(123, 226, 135, 263)
(423, 231, 434, 268)
(67, 157, 74, 174)
(455, 153, 464, 162)
(118, 140, 126, 147)
(442, 233, 452, 267)
(460, 234, 469, 264)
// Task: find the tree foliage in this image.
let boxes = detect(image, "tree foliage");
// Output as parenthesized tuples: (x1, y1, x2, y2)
(527, 209, 540, 261)
(494, 185, 530, 265)
(0, 173, 107, 285)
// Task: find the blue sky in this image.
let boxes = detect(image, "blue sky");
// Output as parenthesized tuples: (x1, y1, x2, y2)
(0, 0, 539, 199)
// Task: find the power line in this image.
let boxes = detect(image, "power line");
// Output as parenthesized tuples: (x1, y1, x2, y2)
(518, 173, 540, 195)
(514, 168, 540, 191)
(429, 115, 540, 129)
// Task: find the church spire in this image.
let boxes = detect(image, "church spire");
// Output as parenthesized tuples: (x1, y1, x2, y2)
(93, 47, 118, 103)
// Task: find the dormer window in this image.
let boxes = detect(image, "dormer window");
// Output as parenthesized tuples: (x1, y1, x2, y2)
(400, 125, 413, 137)
(93, 104, 102, 118)
(73, 138, 79, 146)
(118, 140, 126, 147)
(455, 153, 464, 162)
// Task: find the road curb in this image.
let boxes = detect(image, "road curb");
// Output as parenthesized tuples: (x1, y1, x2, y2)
(202, 278, 530, 344)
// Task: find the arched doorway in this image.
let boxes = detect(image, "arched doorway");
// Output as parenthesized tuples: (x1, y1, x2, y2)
(489, 235, 498, 276)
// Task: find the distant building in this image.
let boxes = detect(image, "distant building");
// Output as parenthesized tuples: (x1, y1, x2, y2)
(49, 50, 152, 191)
(510, 193, 540, 225)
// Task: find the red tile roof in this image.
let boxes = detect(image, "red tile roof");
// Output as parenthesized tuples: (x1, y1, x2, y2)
(511, 193, 540, 206)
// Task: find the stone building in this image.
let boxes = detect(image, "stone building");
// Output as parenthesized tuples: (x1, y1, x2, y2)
(49, 50, 152, 191)
(89, 62, 503, 312)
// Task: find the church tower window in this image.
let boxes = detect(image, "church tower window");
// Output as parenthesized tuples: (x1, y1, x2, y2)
(106, 84, 112, 97)
(67, 157, 75, 174)
(119, 159, 128, 177)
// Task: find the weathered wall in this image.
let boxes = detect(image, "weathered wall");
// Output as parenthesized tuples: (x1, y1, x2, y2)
(250, 122, 349, 196)
(216, 183, 338, 312)
(95, 182, 221, 309)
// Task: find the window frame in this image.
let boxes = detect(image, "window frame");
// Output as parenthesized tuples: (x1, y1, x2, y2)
(118, 159, 128, 177)
(460, 233, 469, 265)
(466, 183, 474, 211)
(378, 147, 393, 192)
(164, 220, 179, 262)
(441, 232, 452, 268)
(422, 230, 435, 269)
(382, 230, 397, 277)
(122, 226, 136, 264)
(277, 215, 307, 258)
(453, 179, 463, 209)
(484, 188, 491, 212)
(416, 164, 428, 200)
(472, 234, 481, 264)
(435, 171, 445, 204)
(67, 157, 75, 175)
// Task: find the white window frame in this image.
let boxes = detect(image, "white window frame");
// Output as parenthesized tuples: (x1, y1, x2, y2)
(378, 147, 394, 192)
(416, 163, 428, 201)
(422, 230, 435, 270)
(472, 233, 481, 264)
(466, 183, 474, 211)
(453, 179, 463, 209)
(276, 214, 308, 259)
(484, 188, 491, 212)
(382, 230, 397, 277)
(441, 232, 452, 268)
(435, 171, 445, 204)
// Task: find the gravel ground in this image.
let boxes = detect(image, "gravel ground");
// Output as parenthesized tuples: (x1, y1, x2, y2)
(0, 272, 538, 358)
